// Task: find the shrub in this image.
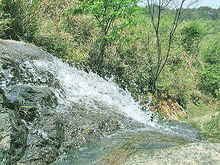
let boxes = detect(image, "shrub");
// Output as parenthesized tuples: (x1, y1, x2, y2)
(1, 0, 38, 41)
(181, 21, 204, 54)
(0, 0, 11, 38)
(203, 34, 220, 65)
(0, 16, 12, 38)
(200, 65, 220, 97)
(203, 106, 220, 142)
(200, 33, 220, 99)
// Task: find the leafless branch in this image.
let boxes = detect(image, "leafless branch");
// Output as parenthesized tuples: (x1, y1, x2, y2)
(145, 0, 188, 93)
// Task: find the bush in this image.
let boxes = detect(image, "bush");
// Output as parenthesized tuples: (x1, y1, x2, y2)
(215, 89, 220, 100)
(200, 65, 220, 97)
(203, 34, 220, 65)
(0, 0, 11, 38)
(1, 0, 38, 41)
(0, 16, 12, 38)
(158, 64, 199, 105)
(181, 21, 204, 54)
(203, 106, 220, 142)
(200, 33, 220, 99)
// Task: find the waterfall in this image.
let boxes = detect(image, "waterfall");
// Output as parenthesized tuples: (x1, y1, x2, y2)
(0, 40, 207, 165)
(0, 40, 201, 139)
(0, 40, 206, 165)
(33, 55, 201, 140)
(34, 57, 155, 126)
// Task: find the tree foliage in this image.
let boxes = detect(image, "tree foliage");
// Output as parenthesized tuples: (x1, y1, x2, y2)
(181, 21, 204, 54)
(69, 0, 138, 75)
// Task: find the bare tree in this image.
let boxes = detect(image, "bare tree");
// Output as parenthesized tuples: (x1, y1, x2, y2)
(143, 0, 198, 93)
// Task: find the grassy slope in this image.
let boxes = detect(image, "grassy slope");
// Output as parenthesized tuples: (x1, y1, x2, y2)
(183, 101, 219, 142)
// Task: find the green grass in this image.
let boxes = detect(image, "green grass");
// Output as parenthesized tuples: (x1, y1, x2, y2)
(182, 101, 220, 142)
(203, 108, 220, 142)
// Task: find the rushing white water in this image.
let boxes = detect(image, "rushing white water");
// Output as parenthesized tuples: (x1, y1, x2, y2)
(33, 57, 201, 140)
(34, 57, 156, 126)
(0, 39, 200, 140)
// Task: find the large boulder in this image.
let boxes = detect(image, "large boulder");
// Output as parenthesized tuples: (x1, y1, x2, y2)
(0, 85, 63, 164)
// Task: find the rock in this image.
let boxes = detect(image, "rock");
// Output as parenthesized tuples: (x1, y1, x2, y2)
(0, 136, 10, 149)
(0, 113, 10, 149)
(0, 83, 124, 164)
(0, 112, 11, 164)
(3, 85, 63, 164)
(0, 83, 64, 164)
(124, 142, 220, 165)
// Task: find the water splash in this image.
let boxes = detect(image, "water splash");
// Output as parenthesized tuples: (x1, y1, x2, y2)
(0, 39, 200, 140)
(34, 57, 155, 126)
(34, 57, 201, 140)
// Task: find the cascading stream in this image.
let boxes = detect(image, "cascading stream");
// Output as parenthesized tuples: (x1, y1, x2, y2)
(0, 40, 200, 139)
(33, 55, 200, 140)
(1, 40, 209, 165)
(34, 58, 156, 126)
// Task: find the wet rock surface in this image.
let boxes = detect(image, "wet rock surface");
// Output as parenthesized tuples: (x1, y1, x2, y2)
(0, 83, 127, 164)
(0, 39, 219, 165)
(0, 112, 10, 164)
(124, 142, 220, 165)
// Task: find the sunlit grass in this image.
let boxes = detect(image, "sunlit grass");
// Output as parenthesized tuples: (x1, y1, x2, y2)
(182, 101, 220, 142)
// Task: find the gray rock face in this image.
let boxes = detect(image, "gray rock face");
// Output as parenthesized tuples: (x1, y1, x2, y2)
(0, 39, 219, 165)
(124, 142, 220, 165)
(0, 112, 10, 164)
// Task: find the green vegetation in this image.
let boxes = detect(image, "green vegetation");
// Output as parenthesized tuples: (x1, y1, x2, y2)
(0, 0, 219, 142)
(182, 102, 220, 142)
(70, 0, 138, 76)
(181, 21, 204, 54)
(200, 33, 220, 99)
